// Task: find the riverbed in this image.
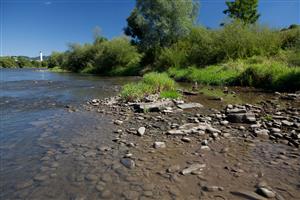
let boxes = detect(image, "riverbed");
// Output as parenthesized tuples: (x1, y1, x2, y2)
(0, 68, 299, 200)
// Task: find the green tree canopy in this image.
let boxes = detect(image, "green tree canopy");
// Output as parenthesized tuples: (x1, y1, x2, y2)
(223, 0, 260, 24)
(124, 0, 199, 50)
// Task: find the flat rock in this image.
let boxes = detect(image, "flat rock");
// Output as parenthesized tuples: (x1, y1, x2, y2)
(181, 163, 206, 175)
(177, 103, 203, 109)
(133, 100, 173, 112)
(231, 190, 268, 200)
(153, 142, 166, 149)
(255, 129, 270, 139)
(120, 158, 135, 169)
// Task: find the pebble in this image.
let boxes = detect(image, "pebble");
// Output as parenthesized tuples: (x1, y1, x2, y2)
(33, 174, 48, 182)
(114, 120, 123, 125)
(137, 127, 146, 136)
(85, 174, 99, 181)
(181, 163, 206, 175)
(202, 185, 224, 192)
(257, 187, 276, 198)
(120, 158, 135, 169)
(153, 142, 166, 149)
(181, 137, 191, 143)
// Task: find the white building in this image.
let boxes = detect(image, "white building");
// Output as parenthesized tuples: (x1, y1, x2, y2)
(39, 51, 43, 62)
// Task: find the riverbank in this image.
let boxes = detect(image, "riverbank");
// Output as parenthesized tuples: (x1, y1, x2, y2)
(82, 88, 300, 199)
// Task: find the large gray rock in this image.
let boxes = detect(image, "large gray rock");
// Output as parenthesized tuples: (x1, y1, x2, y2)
(227, 112, 256, 123)
(133, 100, 173, 112)
(177, 103, 203, 109)
(181, 163, 206, 175)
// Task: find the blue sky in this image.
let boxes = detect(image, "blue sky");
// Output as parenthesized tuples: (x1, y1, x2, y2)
(1, 0, 299, 57)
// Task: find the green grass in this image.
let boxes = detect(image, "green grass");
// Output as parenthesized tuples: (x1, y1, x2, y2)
(167, 56, 300, 91)
(168, 65, 243, 85)
(120, 72, 178, 101)
(160, 90, 182, 99)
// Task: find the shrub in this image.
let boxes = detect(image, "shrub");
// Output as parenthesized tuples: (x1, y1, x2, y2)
(0, 57, 17, 68)
(237, 62, 300, 90)
(94, 37, 142, 75)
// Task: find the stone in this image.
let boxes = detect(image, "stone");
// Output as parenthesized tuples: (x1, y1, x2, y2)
(133, 100, 173, 112)
(271, 128, 281, 133)
(281, 120, 293, 126)
(153, 142, 166, 149)
(181, 163, 206, 175)
(167, 165, 181, 173)
(33, 174, 48, 182)
(220, 120, 229, 125)
(120, 158, 135, 169)
(137, 127, 146, 136)
(15, 180, 34, 189)
(231, 190, 268, 200)
(85, 174, 99, 181)
(114, 120, 123, 125)
(257, 187, 276, 198)
(255, 129, 270, 139)
(177, 103, 203, 109)
(227, 112, 256, 123)
(181, 137, 191, 143)
(202, 185, 224, 192)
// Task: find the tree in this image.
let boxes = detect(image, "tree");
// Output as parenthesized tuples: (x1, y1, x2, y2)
(124, 0, 199, 50)
(223, 0, 260, 25)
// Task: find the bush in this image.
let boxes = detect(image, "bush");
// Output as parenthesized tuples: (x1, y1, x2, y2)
(156, 22, 282, 69)
(0, 57, 17, 68)
(93, 37, 142, 75)
(237, 62, 300, 90)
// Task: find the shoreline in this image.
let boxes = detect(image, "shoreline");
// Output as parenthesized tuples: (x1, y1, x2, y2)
(79, 91, 300, 199)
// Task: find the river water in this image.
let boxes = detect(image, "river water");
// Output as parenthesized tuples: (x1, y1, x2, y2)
(0, 69, 136, 199)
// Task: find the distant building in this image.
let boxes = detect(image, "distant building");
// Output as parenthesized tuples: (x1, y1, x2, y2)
(39, 51, 43, 62)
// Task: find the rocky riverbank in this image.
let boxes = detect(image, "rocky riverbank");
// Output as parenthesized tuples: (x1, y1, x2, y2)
(82, 91, 300, 200)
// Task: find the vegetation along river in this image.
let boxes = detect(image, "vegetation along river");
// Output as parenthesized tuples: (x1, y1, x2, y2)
(0, 68, 299, 200)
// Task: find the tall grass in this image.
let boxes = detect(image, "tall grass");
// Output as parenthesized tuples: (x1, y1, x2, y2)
(121, 72, 179, 101)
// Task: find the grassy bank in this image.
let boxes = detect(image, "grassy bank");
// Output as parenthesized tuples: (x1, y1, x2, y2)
(167, 56, 300, 91)
(48, 66, 70, 73)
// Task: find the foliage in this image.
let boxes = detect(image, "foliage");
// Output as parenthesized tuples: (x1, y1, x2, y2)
(279, 26, 300, 50)
(156, 22, 282, 69)
(0, 56, 43, 68)
(56, 36, 142, 75)
(223, 0, 260, 24)
(0, 57, 17, 68)
(48, 51, 65, 68)
(124, 0, 199, 50)
(93, 37, 142, 75)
